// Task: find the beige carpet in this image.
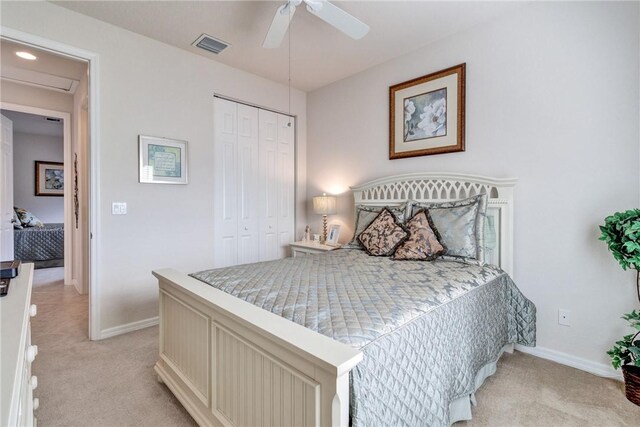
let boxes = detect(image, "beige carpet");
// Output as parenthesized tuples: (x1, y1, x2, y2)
(31, 268, 640, 426)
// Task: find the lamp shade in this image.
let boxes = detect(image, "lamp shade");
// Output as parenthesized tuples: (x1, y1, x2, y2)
(313, 193, 337, 215)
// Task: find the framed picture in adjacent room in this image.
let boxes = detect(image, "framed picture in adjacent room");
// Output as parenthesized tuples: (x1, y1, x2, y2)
(389, 63, 466, 159)
(35, 161, 64, 196)
(139, 135, 188, 184)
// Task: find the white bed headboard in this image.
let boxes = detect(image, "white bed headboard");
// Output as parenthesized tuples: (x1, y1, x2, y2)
(350, 173, 516, 275)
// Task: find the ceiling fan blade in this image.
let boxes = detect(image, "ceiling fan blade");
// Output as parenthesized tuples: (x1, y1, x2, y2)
(305, 0, 369, 40)
(263, 3, 296, 49)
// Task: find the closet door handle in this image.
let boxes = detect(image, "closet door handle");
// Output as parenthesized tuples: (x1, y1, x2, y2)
(244, 227, 248, 231)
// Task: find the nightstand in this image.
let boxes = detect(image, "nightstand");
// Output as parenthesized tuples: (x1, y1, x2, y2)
(290, 241, 340, 257)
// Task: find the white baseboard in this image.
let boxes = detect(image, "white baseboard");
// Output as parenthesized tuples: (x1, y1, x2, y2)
(515, 344, 623, 381)
(99, 316, 159, 340)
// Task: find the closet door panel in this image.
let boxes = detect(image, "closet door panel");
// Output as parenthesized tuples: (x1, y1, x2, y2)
(259, 110, 279, 261)
(277, 114, 295, 258)
(214, 98, 238, 267)
(237, 104, 260, 265)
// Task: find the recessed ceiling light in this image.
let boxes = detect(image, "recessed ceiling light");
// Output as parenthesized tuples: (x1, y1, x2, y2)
(16, 51, 37, 60)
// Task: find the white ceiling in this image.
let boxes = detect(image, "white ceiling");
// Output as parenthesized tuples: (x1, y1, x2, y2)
(53, 1, 525, 92)
(1, 110, 64, 137)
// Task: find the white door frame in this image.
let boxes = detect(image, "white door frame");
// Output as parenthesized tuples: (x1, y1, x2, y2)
(0, 103, 72, 284)
(1, 26, 102, 340)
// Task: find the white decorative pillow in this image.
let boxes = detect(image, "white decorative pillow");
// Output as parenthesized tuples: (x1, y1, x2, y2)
(13, 210, 23, 229)
(410, 194, 487, 262)
(14, 207, 44, 228)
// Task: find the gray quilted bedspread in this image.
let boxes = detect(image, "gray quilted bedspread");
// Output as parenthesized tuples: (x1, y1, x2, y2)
(14, 223, 64, 261)
(191, 249, 536, 426)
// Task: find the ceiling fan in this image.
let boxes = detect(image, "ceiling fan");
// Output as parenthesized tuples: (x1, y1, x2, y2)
(263, 0, 370, 48)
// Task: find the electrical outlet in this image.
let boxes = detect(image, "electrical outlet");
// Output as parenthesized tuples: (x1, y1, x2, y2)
(558, 309, 571, 326)
(112, 202, 127, 215)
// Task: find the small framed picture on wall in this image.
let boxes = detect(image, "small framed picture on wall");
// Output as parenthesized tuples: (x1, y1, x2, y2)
(326, 224, 341, 246)
(139, 135, 188, 184)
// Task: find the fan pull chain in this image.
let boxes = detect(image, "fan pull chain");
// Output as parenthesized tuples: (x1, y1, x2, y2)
(287, 2, 292, 127)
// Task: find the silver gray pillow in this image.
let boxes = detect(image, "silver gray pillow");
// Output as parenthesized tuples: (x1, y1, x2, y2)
(410, 194, 487, 262)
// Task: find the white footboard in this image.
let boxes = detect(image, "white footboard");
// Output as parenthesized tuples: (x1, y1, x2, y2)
(153, 269, 363, 427)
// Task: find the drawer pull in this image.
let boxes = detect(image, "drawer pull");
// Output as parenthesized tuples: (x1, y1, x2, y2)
(27, 345, 38, 363)
(33, 398, 39, 410)
(29, 304, 37, 317)
(31, 375, 38, 390)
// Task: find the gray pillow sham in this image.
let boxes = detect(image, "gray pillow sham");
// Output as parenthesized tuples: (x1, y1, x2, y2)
(344, 203, 409, 249)
(410, 194, 488, 262)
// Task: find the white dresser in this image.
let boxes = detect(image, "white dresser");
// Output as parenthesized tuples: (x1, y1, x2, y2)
(1, 263, 38, 427)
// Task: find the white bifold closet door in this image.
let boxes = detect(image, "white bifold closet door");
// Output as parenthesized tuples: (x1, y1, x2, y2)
(214, 98, 294, 268)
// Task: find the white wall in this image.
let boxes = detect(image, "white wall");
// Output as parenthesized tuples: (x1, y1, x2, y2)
(1, 1, 307, 334)
(1, 80, 74, 113)
(12, 132, 64, 223)
(307, 2, 639, 370)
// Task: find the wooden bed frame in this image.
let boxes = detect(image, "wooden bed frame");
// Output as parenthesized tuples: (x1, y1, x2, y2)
(153, 173, 516, 426)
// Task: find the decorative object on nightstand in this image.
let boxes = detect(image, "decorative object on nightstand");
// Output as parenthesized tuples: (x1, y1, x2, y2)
(325, 224, 341, 246)
(313, 193, 337, 243)
(600, 209, 640, 406)
(290, 240, 340, 258)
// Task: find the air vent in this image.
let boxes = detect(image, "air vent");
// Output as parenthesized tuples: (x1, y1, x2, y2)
(192, 34, 230, 55)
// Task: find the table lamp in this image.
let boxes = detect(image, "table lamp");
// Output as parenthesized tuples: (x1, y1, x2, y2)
(313, 193, 337, 243)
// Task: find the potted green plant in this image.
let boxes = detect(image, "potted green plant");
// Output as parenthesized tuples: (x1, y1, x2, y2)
(600, 209, 640, 406)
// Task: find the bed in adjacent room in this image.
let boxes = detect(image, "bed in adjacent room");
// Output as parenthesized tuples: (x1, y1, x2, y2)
(152, 173, 536, 427)
(13, 207, 64, 268)
(14, 223, 64, 268)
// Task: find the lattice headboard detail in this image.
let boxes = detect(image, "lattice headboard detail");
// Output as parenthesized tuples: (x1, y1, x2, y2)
(350, 173, 517, 275)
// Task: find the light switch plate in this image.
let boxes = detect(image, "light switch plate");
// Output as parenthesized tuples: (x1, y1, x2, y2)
(112, 202, 127, 215)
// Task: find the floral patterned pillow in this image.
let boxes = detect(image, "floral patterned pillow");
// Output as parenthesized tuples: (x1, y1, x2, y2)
(393, 209, 446, 261)
(344, 203, 409, 250)
(358, 208, 409, 256)
(14, 207, 44, 228)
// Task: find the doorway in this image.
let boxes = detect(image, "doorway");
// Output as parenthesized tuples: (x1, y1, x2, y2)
(0, 31, 99, 339)
(1, 109, 68, 275)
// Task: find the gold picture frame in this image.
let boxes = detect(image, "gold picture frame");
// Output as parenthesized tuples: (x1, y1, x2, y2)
(389, 63, 466, 159)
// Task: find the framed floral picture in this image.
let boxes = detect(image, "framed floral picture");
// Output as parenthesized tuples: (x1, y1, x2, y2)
(389, 63, 465, 159)
(139, 135, 188, 184)
(35, 161, 64, 196)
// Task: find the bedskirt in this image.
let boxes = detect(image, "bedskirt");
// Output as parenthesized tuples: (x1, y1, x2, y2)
(349, 274, 535, 426)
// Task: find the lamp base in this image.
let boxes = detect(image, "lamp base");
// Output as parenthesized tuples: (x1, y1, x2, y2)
(322, 215, 328, 243)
